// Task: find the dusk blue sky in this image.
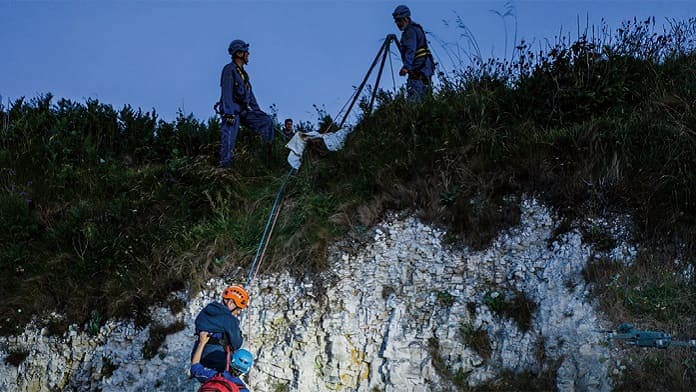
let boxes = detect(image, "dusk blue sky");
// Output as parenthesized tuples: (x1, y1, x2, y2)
(2, 1, 695, 125)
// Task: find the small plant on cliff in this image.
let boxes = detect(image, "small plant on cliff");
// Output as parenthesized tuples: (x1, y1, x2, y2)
(4, 349, 29, 367)
(485, 290, 537, 332)
(427, 336, 472, 391)
(270, 382, 290, 392)
(484, 291, 505, 313)
(582, 224, 617, 252)
(86, 310, 103, 336)
(437, 290, 457, 307)
(101, 355, 118, 379)
(460, 323, 492, 361)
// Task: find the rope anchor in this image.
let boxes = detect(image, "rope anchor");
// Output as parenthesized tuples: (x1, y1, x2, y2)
(599, 323, 696, 350)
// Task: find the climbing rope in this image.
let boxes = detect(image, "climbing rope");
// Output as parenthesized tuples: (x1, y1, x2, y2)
(238, 168, 292, 389)
(244, 168, 295, 287)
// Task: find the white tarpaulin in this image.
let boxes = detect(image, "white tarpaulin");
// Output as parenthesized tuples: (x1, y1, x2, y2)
(285, 128, 350, 170)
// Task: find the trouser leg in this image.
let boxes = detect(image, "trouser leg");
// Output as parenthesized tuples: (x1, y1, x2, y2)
(220, 119, 240, 167)
(407, 78, 426, 102)
(241, 109, 274, 143)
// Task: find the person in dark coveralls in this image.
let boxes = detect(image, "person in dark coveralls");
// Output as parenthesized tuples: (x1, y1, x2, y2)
(392, 5, 435, 102)
(191, 285, 249, 372)
(218, 39, 274, 168)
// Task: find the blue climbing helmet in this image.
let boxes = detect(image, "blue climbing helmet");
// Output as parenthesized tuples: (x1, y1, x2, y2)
(228, 39, 250, 55)
(230, 348, 253, 374)
(392, 5, 411, 19)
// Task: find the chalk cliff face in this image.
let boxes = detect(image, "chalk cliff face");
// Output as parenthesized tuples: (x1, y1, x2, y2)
(0, 198, 635, 391)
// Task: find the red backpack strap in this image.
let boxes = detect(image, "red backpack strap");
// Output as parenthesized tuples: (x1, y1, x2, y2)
(225, 345, 232, 372)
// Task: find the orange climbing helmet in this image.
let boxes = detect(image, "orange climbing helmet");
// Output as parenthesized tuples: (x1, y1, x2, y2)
(222, 285, 249, 309)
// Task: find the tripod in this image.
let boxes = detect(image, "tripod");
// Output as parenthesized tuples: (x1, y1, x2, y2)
(335, 34, 398, 131)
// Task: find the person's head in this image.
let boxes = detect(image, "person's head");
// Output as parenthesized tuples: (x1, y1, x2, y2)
(228, 39, 250, 65)
(392, 5, 411, 31)
(221, 285, 249, 317)
(283, 118, 293, 131)
(230, 348, 254, 375)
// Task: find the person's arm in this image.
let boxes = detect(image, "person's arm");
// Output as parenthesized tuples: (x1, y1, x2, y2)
(191, 331, 210, 365)
(190, 332, 218, 383)
(191, 363, 218, 383)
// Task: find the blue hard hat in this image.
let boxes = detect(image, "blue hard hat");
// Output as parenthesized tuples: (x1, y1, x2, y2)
(230, 348, 254, 374)
(392, 5, 411, 19)
(228, 39, 250, 55)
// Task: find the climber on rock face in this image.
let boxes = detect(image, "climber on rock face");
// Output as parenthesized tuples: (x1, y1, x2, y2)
(191, 285, 249, 372)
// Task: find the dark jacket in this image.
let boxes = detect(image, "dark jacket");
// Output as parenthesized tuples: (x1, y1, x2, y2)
(399, 21, 434, 78)
(193, 301, 243, 371)
(220, 62, 261, 116)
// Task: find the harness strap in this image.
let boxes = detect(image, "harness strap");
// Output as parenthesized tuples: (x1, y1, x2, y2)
(225, 344, 232, 372)
(415, 47, 432, 59)
(235, 65, 250, 90)
(196, 333, 229, 347)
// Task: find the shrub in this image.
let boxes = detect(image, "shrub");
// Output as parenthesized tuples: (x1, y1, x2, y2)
(4, 349, 29, 367)
(460, 323, 492, 360)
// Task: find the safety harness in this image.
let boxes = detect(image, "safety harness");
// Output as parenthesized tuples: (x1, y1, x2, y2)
(411, 22, 433, 60)
(198, 333, 229, 348)
(214, 64, 251, 125)
(406, 23, 433, 84)
(235, 65, 251, 91)
(415, 47, 432, 59)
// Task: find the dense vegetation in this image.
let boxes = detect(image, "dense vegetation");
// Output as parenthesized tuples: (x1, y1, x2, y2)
(2, 17, 695, 389)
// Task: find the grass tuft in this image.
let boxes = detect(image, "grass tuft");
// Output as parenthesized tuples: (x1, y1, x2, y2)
(460, 323, 492, 361)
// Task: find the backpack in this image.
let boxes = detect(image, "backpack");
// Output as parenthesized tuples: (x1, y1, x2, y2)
(197, 373, 240, 392)
(197, 345, 247, 392)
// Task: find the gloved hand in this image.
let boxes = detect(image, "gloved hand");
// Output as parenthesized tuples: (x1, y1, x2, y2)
(386, 33, 398, 42)
(224, 114, 236, 126)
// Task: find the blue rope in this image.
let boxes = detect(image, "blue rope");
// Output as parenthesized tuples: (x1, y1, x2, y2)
(245, 168, 295, 287)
